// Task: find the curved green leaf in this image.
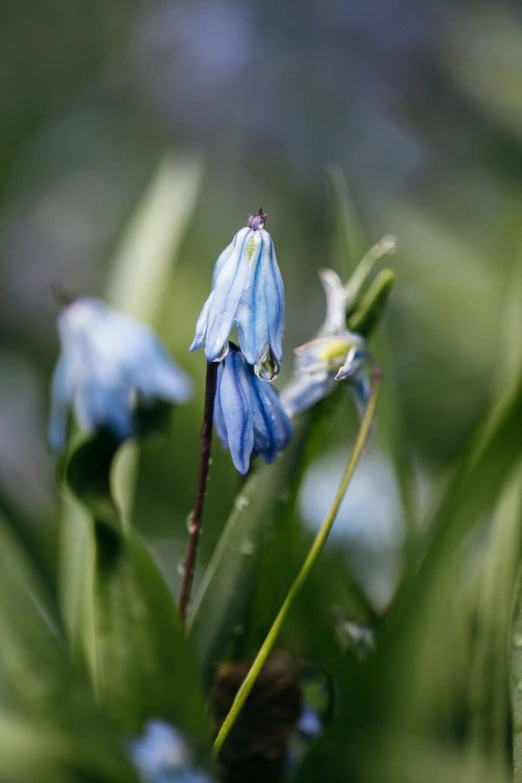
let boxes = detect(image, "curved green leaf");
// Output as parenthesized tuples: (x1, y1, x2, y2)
(0, 514, 137, 782)
(64, 431, 210, 741)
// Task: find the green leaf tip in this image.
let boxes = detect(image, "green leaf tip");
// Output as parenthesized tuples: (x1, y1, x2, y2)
(348, 268, 396, 337)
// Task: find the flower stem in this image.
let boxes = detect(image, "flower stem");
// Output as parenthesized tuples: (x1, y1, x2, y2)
(179, 360, 219, 627)
(212, 369, 382, 754)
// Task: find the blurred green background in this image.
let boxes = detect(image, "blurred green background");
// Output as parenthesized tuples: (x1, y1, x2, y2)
(1, 0, 522, 609)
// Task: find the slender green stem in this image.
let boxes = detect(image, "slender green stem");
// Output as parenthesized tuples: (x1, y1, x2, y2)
(213, 370, 382, 754)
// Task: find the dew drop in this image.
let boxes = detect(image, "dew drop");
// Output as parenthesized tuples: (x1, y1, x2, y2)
(255, 348, 280, 382)
(177, 558, 187, 576)
(215, 343, 230, 362)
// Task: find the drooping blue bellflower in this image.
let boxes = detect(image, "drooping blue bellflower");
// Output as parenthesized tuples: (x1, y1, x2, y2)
(190, 210, 285, 380)
(214, 346, 292, 474)
(129, 720, 211, 783)
(48, 298, 193, 452)
(281, 268, 370, 418)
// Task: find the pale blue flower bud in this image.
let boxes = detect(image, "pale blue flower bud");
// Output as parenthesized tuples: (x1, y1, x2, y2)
(214, 347, 292, 474)
(189, 211, 285, 379)
(48, 298, 193, 452)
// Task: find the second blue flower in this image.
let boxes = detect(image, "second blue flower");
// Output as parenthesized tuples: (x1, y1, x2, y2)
(214, 348, 292, 474)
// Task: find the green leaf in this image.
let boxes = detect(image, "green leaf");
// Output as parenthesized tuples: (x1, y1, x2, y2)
(347, 268, 396, 337)
(470, 467, 522, 764)
(0, 513, 137, 783)
(324, 165, 367, 273)
(64, 431, 210, 740)
(0, 482, 59, 621)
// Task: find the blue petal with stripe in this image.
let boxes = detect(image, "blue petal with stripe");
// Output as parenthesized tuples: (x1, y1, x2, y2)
(236, 228, 285, 368)
(214, 349, 292, 474)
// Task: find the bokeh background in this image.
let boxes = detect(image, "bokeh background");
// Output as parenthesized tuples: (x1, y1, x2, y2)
(1, 0, 521, 604)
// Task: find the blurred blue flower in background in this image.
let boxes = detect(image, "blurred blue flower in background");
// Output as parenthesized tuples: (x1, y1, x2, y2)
(281, 268, 370, 418)
(190, 210, 285, 379)
(48, 298, 193, 452)
(129, 720, 211, 783)
(214, 346, 292, 474)
(286, 704, 323, 774)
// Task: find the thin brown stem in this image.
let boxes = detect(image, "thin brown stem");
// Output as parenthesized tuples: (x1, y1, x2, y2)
(179, 360, 218, 626)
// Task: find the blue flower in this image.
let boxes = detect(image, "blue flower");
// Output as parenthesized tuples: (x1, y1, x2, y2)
(129, 720, 211, 783)
(214, 347, 292, 474)
(189, 210, 285, 379)
(286, 705, 322, 774)
(281, 269, 370, 418)
(48, 298, 193, 452)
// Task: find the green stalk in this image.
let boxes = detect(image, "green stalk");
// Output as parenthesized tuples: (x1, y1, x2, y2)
(213, 371, 382, 754)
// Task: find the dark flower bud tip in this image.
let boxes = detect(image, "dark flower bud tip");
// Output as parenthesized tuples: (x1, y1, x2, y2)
(247, 207, 267, 230)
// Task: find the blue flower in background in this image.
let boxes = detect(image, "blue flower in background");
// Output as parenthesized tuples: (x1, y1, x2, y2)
(214, 346, 292, 474)
(286, 705, 323, 774)
(281, 268, 370, 418)
(48, 298, 193, 452)
(129, 720, 211, 783)
(190, 210, 285, 379)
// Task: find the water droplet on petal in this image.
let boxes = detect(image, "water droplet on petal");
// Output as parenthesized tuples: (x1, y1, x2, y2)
(215, 342, 230, 362)
(255, 348, 280, 382)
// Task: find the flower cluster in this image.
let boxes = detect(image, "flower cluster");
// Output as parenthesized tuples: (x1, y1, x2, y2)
(47, 213, 371, 474)
(48, 298, 193, 452)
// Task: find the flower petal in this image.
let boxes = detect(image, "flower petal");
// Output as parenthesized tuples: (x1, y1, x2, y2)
(235, 228, 266, 365)
(280, 374, 336, 418)
(213, 364, 229, 450)
(48, 352, 76, 452)
(236, 228, 284, 365)
(189, 289, 214, 353)
(335, 345, 367, 381)
(212, 236, 236, 287)
(318, 268, 348, 335)
(218, 350, 254, 474)
(350, 368, 371, 419)
(251, 375, 292, 462)
(136, 337, 194, 403)
(204, 227, 252, 362)
(263, 229, 285, 362)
